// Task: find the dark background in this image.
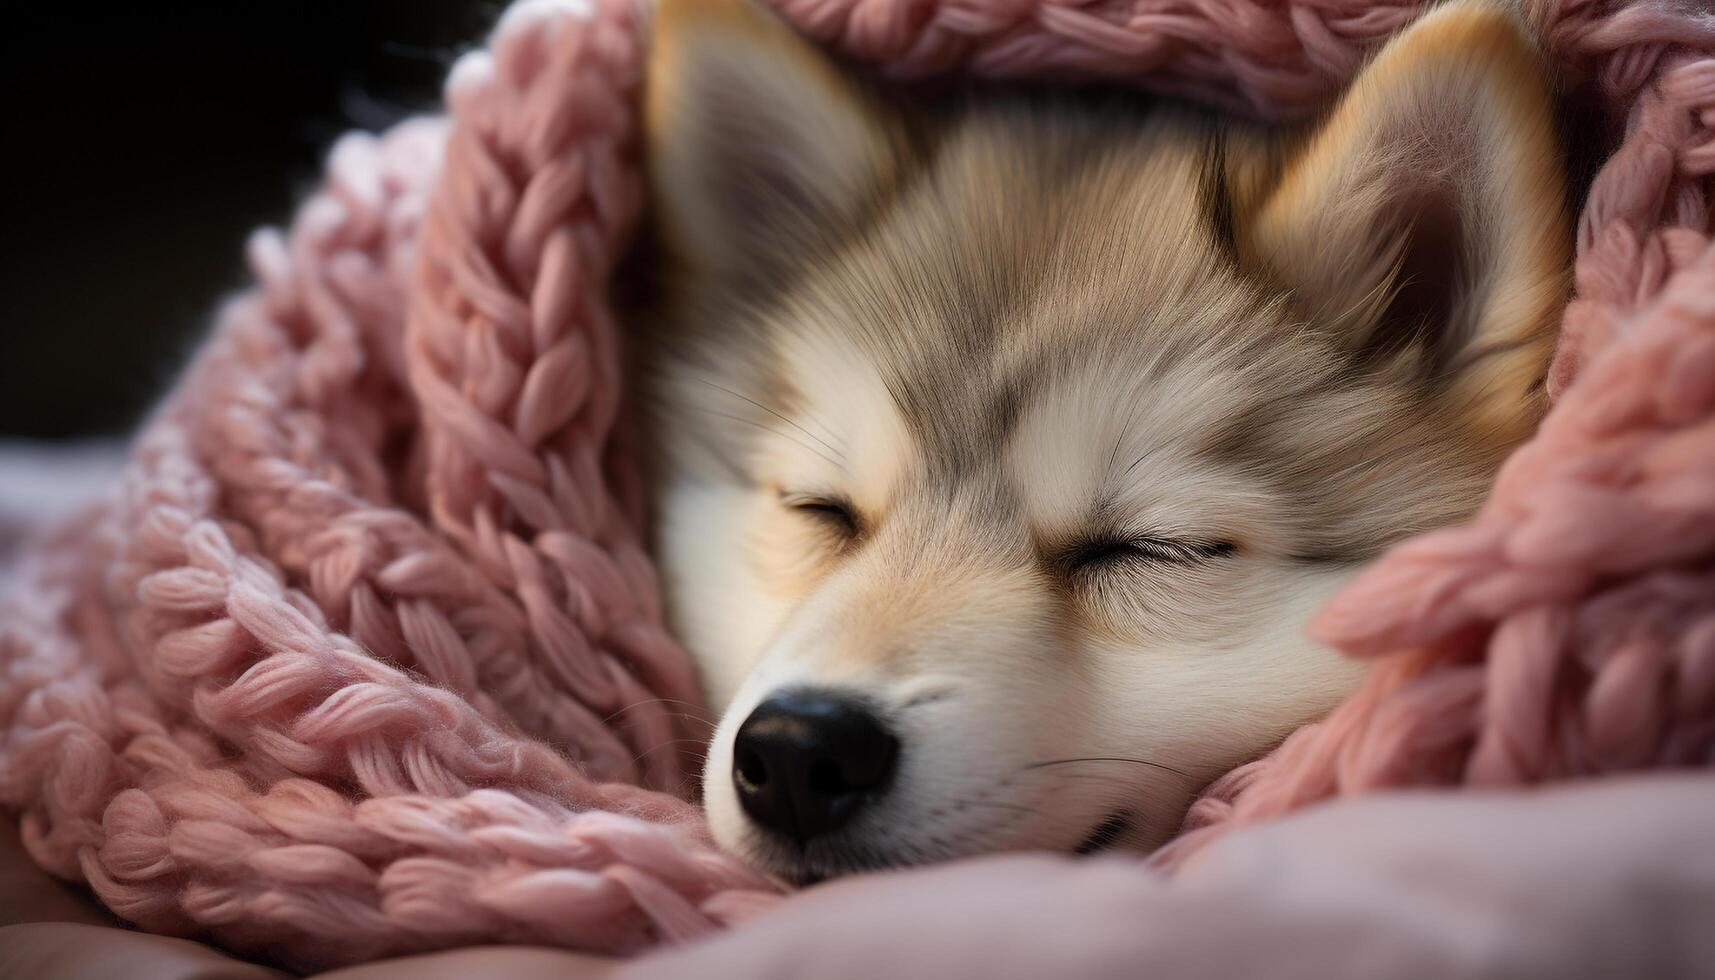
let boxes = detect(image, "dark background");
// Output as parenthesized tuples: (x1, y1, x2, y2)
(1, 6, 1614, 444)
(2, 3, 499, 440)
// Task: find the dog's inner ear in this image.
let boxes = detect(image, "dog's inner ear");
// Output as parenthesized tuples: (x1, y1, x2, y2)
(1235, 0, 1570, 438)
(646, 0, 899, 282)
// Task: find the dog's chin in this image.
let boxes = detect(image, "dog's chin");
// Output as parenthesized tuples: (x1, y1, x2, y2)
(720, 808, 1146, 885)
(736, 830, 888, 887)
(714, 816, 940, 885)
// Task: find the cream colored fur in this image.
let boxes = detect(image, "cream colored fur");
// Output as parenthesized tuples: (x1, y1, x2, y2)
(635, 0, 1570, 880)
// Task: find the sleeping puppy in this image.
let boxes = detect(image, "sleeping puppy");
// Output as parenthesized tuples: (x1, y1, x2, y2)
(632, 0, 1569, 883)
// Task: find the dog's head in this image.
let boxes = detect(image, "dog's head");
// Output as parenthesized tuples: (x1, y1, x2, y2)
(637, 0, 1568, 881)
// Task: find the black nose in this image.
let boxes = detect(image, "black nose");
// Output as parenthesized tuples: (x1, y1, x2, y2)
(731, 690, 899, 842)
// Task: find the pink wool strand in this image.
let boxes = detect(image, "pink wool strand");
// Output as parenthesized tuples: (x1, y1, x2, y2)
(1, 0, 1712, 968)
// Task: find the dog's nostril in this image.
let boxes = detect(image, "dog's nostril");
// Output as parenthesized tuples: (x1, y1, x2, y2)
(736, 747, 769, 788)
(730, 689, 899, 842)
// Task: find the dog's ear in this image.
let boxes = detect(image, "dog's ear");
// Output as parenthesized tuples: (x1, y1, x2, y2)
(646, 0, 900, 281)
(1236, 0, 1569, 438)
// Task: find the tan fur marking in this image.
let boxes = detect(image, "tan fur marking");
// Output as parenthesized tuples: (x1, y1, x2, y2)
(1251, 0, 1569, 445)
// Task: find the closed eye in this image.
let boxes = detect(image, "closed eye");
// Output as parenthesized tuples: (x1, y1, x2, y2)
(782, 492, 861, 538)
(1064, 536, 1235, 573)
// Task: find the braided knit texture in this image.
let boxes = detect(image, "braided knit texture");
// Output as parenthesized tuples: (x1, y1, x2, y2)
(0, 0, 1710, 967)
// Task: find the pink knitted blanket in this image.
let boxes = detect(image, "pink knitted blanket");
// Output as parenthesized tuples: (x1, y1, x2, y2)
(1, 0, 1710, 969)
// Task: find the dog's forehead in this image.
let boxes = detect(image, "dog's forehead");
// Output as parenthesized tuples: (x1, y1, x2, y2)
(780, 313, 1295, 535)
(770, 105, 1309, 504)
(757, 99, 1471, 563)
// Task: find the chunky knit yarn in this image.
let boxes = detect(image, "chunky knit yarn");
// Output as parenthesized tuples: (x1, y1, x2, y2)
(0, 0, 1710, 968)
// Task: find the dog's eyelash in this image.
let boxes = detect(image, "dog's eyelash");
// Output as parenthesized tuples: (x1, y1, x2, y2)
(782, 494, 861, 536)
(1064, 537, 1235, 572)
